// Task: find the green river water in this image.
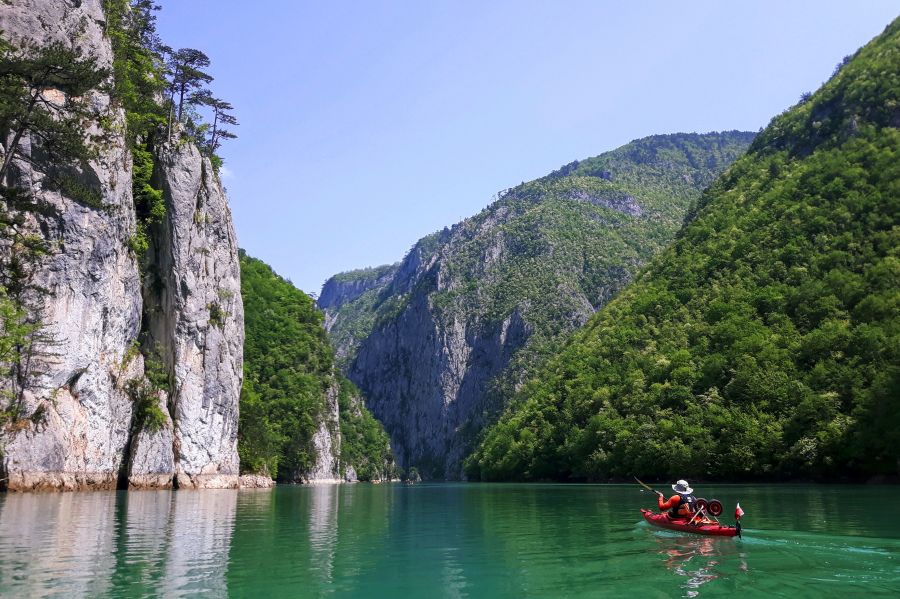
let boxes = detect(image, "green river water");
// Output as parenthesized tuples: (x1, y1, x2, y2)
(0, 483, 897, 597)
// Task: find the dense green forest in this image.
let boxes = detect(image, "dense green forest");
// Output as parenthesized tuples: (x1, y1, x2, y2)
(239, 252, 393, 481)
(467, 18, 900, 482)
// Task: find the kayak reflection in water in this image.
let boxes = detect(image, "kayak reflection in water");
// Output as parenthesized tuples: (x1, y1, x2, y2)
(657, 534, 749, 597)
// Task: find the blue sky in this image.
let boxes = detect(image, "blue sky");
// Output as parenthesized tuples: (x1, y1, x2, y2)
(155, 1, 898, 294)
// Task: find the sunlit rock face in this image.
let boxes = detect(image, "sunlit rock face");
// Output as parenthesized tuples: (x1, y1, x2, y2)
(0, 0, 141, 491)
(299, 381, 342, 484)
(144, 141, 244, 489)
(0, 0, 243, 491)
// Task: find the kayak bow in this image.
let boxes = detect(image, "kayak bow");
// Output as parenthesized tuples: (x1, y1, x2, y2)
(641, 509, 740, 537)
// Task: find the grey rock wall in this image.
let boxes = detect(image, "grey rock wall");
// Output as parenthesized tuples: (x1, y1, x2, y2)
(299, 380, 341, 483)
(145, 140, 244, 489)
(349, 264, 529, 479)
(0, 0, 245, 491)
(126, 372, 176, 489)
(318, 265, 398, 311)
(0, 0, 141, 491)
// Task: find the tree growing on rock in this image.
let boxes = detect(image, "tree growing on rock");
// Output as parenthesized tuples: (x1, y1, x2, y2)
(0, 38, 109, 185)
(191, 90, 238, 155)
(165, 47, 213, 138)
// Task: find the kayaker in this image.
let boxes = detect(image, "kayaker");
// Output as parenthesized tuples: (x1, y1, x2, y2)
(655, 479, 697, 519)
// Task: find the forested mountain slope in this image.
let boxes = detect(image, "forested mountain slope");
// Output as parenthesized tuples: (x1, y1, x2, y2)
(322, 131, 755, 478)
(240, 253, 394, 482)
(467, 18, 900, 482)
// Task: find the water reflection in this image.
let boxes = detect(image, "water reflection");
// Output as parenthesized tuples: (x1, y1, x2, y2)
(653, 533, 747, 597)
(308, 484, 339, 586)
(0, 489, 237, 598)
(162, 490, 237, 597)
(1, 484, 898, 597)
(0, 491, 118, 597)
(110, 491, 172, 594)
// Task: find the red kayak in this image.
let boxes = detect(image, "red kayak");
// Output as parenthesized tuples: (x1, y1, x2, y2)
(641, 509, 740, 537)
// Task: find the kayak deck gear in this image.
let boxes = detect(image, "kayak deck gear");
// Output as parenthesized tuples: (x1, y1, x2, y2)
(641, 509, 740, 537)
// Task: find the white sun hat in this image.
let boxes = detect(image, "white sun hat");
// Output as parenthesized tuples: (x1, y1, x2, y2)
(672, 479, 693, 494)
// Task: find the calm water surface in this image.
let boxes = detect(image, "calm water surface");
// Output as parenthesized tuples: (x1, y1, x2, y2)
(0, 483, 898, 597)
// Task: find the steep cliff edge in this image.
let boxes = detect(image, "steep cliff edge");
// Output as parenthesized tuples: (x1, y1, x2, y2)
(319, 264, 399, 312)
(0, 0, 243, 490)
(135, 140, 243, 489)
(325, 132, 755, 478)
(319, 264, 399, 366)
(0, 0, 141, 491)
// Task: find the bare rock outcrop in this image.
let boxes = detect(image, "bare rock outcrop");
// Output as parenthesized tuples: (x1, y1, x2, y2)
(142, 140, 244, 489)
(127, 383, 176, 490)
(0, 0, 141, 491)
(0, 0, 244, 492)
(238, 474, 275, 488)
(298, 380, 341, 483)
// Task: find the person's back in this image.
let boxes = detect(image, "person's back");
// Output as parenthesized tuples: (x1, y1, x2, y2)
(656, 479, 696, 519)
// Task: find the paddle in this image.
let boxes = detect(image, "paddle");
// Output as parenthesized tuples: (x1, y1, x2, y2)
(634, 476, 663, 497)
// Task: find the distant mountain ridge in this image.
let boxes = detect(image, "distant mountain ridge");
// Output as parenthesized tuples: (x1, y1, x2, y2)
(319, 264, 400, 310)
(321, 131, 756, 478)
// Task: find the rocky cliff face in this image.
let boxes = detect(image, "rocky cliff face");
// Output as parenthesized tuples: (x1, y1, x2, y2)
(350, 282, 529, 477)
(0, 0, 141, 491)
(327, 132, 756, 478)
(0, 0, 243, 491)
(139, 140, 244, 489)
(319, 264, 399, 366)
(302, 380, 341, 483)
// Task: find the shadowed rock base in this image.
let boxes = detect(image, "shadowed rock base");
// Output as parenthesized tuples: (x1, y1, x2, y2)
(128, 474, 175, 490)
(5, 472, 119, 492)
(3, 473, 278, 492)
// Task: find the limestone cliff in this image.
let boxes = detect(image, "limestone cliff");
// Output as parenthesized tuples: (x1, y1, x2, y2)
(319, 265, 398, 312)
(136, 140, 244, 489)
(301, 380, 341, 483)
(319, 264, 398, 367)
(0, 0, 243, 491)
